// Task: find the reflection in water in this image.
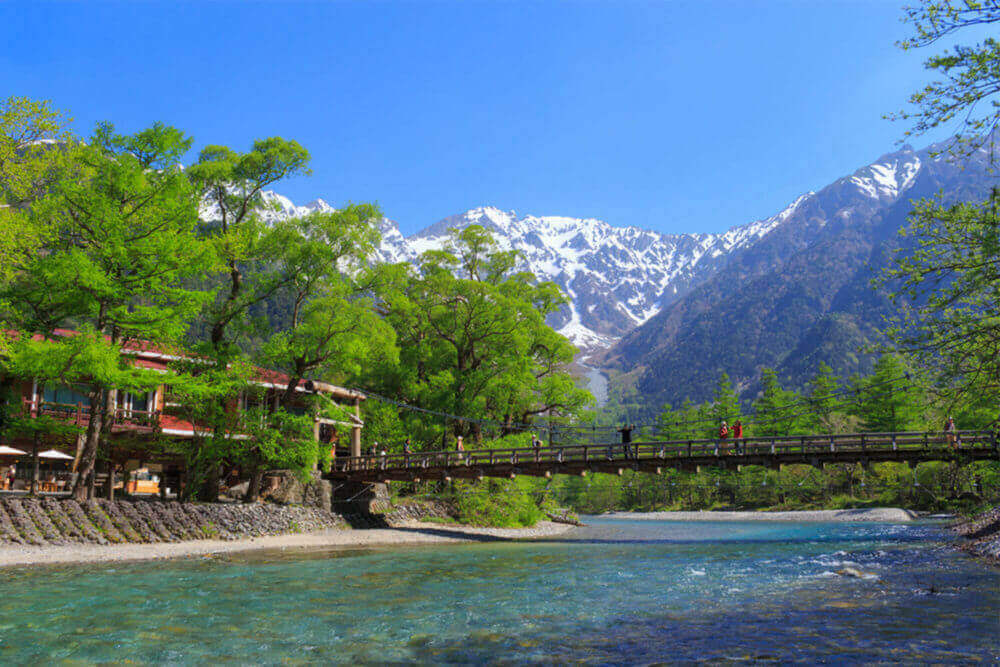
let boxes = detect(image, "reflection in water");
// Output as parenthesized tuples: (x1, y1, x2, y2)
(0, 518, 998, 663)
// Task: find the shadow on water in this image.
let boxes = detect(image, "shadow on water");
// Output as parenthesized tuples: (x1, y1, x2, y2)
(382, 525, 511, 542)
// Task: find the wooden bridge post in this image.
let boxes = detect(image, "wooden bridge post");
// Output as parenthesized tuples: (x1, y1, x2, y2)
(350, 398, 362, 458)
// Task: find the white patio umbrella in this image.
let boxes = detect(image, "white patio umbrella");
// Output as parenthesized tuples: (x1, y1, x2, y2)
(38, 449, 74, 460)
(0, 445, 27, 456)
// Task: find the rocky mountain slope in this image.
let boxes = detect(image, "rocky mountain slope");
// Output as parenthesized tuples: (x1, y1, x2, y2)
(600, 141, 994, 408)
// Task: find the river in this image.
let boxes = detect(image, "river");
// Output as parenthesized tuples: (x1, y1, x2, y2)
(0, 517, 998, 663)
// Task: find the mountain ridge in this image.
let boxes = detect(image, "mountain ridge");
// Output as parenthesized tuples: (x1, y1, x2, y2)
(600, 140, 994, 409)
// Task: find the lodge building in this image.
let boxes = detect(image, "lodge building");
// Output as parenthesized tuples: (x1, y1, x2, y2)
(1, 330, 366, 496)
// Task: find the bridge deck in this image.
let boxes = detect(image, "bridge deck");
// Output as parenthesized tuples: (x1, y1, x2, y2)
(327, 430, 1000, 483)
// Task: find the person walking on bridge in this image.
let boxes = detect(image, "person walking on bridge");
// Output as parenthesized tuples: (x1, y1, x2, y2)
(456, 435, 465, 460)
(618, 424, 634, 460)
(732, 420, 744, 454)
(944, 417, 958, 449)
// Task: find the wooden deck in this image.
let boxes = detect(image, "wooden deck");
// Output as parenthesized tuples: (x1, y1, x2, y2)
(326, 430, 1000, 483)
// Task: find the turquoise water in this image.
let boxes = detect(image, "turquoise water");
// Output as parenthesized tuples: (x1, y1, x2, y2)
(1, 518, 999, 663)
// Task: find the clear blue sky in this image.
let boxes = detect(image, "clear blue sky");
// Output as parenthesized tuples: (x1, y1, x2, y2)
(0, 1, 968, 235)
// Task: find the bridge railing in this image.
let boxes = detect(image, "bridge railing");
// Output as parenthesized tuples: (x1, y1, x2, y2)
(331, 429, 998, 474)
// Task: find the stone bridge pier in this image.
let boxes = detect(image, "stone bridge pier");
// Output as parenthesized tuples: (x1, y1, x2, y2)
(330, 480, 391, 514)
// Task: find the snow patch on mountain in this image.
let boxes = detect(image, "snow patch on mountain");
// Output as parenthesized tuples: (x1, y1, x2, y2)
(848, 150, 921, 200)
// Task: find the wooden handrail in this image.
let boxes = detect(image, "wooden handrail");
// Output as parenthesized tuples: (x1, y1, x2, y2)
(330, 429, 999, 473)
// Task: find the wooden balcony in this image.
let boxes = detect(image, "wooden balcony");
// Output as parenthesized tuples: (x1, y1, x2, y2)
(22, 399, 161, 433)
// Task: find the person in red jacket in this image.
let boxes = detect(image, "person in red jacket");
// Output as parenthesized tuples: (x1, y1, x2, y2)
(732, 419, 744, 454)
(718, 421, 730, 454)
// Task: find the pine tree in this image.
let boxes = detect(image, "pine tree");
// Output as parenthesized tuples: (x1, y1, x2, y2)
(853, 355, 926, 432)
(805, 362, 840, 432)
(752, 368, 804, 437)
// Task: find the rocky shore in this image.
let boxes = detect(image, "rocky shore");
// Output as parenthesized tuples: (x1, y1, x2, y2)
(953, 505, 1000, 561)
(0, 497, 574, 568)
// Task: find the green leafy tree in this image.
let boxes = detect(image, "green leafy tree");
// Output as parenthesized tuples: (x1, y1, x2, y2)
(890, 1, 1000, 155)
(368, 226, 592, 448)
(2, 122, 211, 500)
(0, 96, 69, 284)
(882, 194, 1000, 409)
(655, 402, 677, 441)
(883, 1, 1000, 411)
(183, 137, 312, 499)
(260, 206, 397, 409)
(188, 137, 311, 351)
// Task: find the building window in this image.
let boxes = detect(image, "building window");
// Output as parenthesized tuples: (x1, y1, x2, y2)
(42, 384, 91, 406)
(120, 391, 153, 413)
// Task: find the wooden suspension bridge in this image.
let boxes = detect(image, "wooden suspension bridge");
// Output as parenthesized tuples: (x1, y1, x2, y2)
(326, 430, 1000, 483)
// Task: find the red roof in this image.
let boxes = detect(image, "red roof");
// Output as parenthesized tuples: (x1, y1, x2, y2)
(3, 328, 364, 400)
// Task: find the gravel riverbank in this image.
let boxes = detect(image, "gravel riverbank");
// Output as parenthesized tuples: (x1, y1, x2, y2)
(0, 520, 575, 568)
(605, 508, 920, 522)
(953, 506, 1000, 562)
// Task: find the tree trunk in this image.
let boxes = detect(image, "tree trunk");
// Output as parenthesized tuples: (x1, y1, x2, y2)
(244, 464, 263, 503)
(105, 460, 116, 501)
(72, 386, 105, 501)
(100, 388, 116, 499)
(30, 432, 39, 496)
(279, 368, 305, 409)
(196, 462, 221, 502)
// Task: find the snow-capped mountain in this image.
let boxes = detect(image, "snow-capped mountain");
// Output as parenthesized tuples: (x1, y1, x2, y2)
(238, 195, 800, 353)
(231, 141, 946, 361)
(370, 206, 790, 352)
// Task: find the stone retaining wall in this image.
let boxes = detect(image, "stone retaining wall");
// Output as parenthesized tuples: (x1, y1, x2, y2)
(384, 500, 458, 523)
(0, 497, 349, 546)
